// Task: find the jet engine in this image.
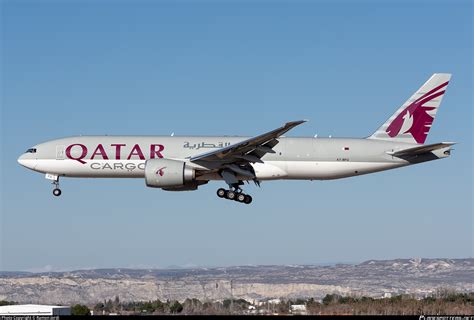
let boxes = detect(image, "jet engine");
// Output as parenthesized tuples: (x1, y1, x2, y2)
(145, 158, 195, 189)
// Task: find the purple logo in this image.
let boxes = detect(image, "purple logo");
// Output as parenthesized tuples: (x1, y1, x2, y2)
(156, 167, 166, 176)
(386, 81, 448, 144)
(65, 143, 165, 164)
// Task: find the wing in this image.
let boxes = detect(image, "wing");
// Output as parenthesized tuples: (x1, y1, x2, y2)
(190, 120, 306, 172)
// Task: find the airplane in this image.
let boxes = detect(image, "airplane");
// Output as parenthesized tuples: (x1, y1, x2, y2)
(18, 73, 454, 204)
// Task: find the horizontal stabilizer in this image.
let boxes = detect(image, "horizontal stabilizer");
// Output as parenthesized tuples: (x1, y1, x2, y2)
(387, 142, 456, 157)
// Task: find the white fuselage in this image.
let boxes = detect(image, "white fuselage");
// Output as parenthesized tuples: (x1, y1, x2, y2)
(17, 136, 422, 182)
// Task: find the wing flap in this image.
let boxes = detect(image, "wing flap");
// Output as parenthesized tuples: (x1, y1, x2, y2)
(224, 164, 256, 178)
(235, 154, 264, 163)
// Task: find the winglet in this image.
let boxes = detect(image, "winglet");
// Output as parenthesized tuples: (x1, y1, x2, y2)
(278, 120, 307, 138)
(282, 120, 307, 132)
(285, 120, 307, 126)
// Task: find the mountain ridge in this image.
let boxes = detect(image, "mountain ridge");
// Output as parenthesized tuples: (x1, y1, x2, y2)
(1, 258, 472, 305)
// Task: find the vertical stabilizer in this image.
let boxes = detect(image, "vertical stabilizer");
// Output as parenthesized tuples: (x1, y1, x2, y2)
(369, 73, 451, 144)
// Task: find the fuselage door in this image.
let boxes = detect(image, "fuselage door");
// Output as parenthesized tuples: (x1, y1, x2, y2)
(56, 145, 65, 160)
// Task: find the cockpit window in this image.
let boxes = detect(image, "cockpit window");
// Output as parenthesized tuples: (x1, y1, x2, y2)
(26, 148, 37, 153)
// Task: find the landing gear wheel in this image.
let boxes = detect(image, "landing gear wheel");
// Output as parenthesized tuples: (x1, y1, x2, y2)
(53, 188, 62, 197)
(226, 190, 236, 200)
(217, 188, 226, 198)
(236, 193, 246, 202)
(244, 195, 252, 204)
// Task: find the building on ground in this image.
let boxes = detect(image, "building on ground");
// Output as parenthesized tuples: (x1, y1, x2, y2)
(290, 304, 307, 315)
(0, 304, 71, 315)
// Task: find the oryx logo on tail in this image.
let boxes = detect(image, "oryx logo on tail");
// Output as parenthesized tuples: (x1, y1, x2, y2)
(386, 81, 448, 144)
(369, 73, 451, 144)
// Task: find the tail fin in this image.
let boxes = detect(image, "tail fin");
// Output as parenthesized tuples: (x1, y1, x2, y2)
(368, 73, 451, 144)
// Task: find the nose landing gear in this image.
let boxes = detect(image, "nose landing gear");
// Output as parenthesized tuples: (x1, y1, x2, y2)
(216, 188, 252, 204)
(53, 187, 62, 197)
(46, 174, 62, 197)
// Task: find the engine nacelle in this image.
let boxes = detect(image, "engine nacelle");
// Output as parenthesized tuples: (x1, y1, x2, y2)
(145, 158, 194, 188)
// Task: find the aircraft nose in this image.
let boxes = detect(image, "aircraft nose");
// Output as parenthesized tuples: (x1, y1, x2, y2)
(17, 153, 37, 170)
(17, 154, 26, 166)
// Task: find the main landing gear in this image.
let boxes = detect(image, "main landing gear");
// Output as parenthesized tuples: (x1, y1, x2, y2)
(216, 188, 252, 204)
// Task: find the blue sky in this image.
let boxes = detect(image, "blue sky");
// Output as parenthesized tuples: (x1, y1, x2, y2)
(1, 0, 472, 271)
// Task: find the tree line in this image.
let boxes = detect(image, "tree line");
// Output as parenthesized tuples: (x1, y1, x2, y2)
(2, 289, 472, 315)
(75, 290, 474, 315)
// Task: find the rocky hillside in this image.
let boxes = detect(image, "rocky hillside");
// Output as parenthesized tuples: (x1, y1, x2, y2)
(0, 258, 472, 305)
